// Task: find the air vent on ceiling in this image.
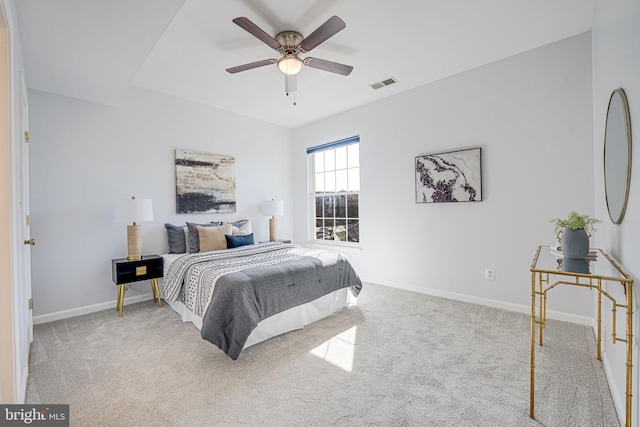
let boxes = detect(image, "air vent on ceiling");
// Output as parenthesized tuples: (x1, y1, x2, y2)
(370, 77, 398, 90)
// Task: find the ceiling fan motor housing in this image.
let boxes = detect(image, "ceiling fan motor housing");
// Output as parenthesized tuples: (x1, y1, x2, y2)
(276, 31, 304, 55)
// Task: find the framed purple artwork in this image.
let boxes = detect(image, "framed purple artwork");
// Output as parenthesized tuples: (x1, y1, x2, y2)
(415, 147, 482, 203)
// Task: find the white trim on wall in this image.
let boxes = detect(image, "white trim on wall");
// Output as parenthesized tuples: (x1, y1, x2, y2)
(32, 292, 156, 325)
(363, 279, 594, 327)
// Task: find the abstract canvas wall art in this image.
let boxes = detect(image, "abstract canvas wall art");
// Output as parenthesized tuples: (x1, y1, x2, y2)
(415, 147, 482, 203)
(175, 149, 236, 213)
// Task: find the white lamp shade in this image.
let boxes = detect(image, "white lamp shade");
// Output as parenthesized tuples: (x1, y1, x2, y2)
(115, 197, 154, 223)
(261, 199, 284, 217)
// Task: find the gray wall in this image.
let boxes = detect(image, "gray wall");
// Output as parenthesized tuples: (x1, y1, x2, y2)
(592, 0, 640, 423)
(293, 33, 594, 319)
(29, 86, 293, 318)
(28, 33, 598, 326)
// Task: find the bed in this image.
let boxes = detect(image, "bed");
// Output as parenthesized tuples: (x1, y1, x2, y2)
(161, 241, 362, 359)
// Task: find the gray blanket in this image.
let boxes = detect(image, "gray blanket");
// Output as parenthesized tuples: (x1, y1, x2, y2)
(201, 253, 362, 360)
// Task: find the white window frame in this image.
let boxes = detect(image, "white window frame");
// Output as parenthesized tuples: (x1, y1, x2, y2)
(307, 136, 360, 247)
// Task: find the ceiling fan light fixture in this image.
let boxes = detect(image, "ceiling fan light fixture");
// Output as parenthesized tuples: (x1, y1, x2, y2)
(278, 56, 303, 75)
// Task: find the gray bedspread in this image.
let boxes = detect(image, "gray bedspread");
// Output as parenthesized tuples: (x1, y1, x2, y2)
(162, 242, 362, 360)
(202, 251, 362, 360)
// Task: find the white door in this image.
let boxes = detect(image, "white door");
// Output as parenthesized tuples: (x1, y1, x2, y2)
(0, 0, 32, 403)
(13, 71, 33, 402)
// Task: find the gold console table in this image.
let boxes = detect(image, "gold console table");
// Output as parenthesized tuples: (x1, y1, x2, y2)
(530, 246, 633, 427)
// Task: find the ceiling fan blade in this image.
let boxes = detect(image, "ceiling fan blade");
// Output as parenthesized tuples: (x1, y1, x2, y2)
(305, 57, 353, 76)
(299, 16, 346, 52)
(232, 17, 281, 50)
(285, 74, 297, 93)
(226, 59, 276, 74)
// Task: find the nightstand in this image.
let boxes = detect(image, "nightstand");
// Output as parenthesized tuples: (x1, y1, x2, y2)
(111, 254, 163, 316)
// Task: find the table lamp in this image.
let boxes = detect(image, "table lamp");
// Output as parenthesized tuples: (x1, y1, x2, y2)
(115, 196, 154, 260)
(261, 199, 284, 241)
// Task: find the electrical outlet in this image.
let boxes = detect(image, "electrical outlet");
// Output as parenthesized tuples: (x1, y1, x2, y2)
(485, 268, 495, 280)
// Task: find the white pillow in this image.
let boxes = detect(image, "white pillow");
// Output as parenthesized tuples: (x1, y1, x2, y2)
(232, 220, 252, 236)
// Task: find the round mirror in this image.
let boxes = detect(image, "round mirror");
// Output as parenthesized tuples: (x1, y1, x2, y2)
(604, 88, 632, 224)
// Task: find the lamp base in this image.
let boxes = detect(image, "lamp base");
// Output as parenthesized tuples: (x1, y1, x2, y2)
(127, 224, 143, 260)
(269, 217, 278, 241)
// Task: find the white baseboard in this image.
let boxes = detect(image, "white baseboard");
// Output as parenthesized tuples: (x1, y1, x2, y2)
(600, 351, 625, 427)
(361, 277, 594, 326)
(33, 293, 155, 325)
(597, 311, 638, 427)
(33, 278, 594, 327)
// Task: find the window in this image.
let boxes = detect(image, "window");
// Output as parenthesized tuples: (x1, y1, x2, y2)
(308, 136, 360, 243)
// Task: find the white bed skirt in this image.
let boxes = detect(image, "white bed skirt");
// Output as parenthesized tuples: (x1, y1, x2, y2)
(165, 287, 357, 349)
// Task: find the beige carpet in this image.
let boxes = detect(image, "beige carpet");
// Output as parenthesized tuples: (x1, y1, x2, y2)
(26, 283, 619, 426)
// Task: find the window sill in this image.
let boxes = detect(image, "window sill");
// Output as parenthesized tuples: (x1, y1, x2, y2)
(304, 240, 363, 252)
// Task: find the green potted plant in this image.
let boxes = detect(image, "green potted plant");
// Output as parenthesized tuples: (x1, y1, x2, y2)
(550, 211, 601, 259)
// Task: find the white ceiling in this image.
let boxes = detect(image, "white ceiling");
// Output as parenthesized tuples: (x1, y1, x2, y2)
(15, 0, 596, 128)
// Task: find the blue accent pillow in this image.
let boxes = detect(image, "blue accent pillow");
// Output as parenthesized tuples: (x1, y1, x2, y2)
(225, 233, 254, 249)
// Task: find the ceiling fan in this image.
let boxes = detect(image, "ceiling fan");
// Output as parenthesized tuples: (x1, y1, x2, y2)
(226, 15, 353, 96)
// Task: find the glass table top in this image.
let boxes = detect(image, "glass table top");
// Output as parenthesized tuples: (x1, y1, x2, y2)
(531, 245, 631, 282)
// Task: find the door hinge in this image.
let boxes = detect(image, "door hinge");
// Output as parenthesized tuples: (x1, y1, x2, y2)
(28, 298, 33, 310)
(24, 131, 29, 143)
(26, 215, 30, 227)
